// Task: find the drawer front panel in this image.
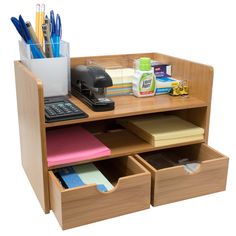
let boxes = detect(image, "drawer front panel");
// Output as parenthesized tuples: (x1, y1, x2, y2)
(135, 144, 229, 206)
(49, 156, 151, 229)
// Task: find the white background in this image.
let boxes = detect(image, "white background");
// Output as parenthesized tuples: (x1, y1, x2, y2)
(0, 0, 235, 235)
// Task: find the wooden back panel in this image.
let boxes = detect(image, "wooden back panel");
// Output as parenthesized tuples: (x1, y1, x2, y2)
(153, 53, 213, 103)
(14, 61, 49, 213)
(71, 52, 213, 103)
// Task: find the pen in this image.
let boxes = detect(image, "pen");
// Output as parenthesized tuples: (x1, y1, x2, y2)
(11, 17, 27, 41)
(50, 11, 62, 57)
(14, 15, 44, 58)
(26, 21, 46, 57)
(54, 14, 61, 57)
(42, 23, 53, 58)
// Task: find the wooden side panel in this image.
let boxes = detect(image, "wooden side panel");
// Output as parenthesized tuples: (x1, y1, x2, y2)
(153, 53, 214, 103)
(49, 171, 63, 225)
(14, 61, 49, 213)
(153, 53, 214, 142)
(49, 157, 151, 230)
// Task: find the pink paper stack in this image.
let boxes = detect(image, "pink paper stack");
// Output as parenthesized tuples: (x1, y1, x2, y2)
(46, 126, 111, 167)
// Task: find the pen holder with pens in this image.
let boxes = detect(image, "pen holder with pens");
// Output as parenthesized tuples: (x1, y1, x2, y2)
(19, 40, 70, 97)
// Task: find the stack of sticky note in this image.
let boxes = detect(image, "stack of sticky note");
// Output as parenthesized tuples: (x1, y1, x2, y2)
(105, 68, 134, 96)
(119, 115, 204, 147)
(56, 163, 113, 192)
(46, 126, 111, 167)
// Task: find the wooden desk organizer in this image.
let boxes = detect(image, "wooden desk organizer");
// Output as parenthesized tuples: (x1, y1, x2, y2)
(14, 52, 229, 230)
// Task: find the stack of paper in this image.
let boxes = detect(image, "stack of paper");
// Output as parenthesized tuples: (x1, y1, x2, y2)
(55, 163, 113, 192)
(46, 126, 111, 167)
(106, 68, 134, 96)
(74, 163, 113, 191)
(119, 115, 204, 147)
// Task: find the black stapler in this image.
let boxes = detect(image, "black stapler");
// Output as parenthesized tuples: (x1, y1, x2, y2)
(71, 65, 115, 112)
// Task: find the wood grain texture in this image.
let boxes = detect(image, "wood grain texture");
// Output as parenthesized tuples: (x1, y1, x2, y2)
(14, 61, 49, 213)
(45, 95, 206, 128)
(135, 144, 229, 206)
(49, 156, 151, 230)
(153, 53, 214, 142)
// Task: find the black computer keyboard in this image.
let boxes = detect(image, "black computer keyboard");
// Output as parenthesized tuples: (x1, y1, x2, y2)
(44, 96, 88, 122)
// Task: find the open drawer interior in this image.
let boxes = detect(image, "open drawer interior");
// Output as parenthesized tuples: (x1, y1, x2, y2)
(138, 143, 226, 172)
(52, 156, 147, 190)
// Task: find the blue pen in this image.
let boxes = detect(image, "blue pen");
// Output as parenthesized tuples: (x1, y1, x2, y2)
(50, 10, 62, 57)
(11, 15, 44, 59)
(11, 17, 27, 41)
(54, 14, 62, 57)
(18, 15, 44, 59)
(50, 10, 56, 56)
(50, 10, 56, 36)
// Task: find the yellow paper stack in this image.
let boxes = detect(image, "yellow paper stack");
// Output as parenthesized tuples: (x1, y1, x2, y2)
(119, 115, 204, 147)
(105, 68, 134, 96)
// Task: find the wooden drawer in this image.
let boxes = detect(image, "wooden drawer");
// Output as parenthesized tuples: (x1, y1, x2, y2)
(136, 143, 229, 206)
(49, 156, 151, 230)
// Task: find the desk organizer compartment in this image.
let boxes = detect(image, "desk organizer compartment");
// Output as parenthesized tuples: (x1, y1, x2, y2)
(19, 40, 70, 97)
(118, 109, 206, 148)
(87, 57, 134, 97)
(49, 156, 151, 229)
(136, 143, 228, 206)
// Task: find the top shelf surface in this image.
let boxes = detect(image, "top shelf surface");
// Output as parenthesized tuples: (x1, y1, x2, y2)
(45, 94, 207, 128)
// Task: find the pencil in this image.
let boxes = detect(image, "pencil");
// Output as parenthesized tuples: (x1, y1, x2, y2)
(38, 4, 45, 46)
(35, 4, 40, 39)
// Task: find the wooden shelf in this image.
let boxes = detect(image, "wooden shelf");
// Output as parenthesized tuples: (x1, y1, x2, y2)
(45, 95, 207, 128)
(48, 129, 205, 169)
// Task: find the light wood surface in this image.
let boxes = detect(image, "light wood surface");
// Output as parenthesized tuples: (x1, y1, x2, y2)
(49, 156, 151, 229)
(136, 143, 229, 206)
(45, 95, 206, 128)
(14, 61, 49, 213)
(153, 53, 213, 142)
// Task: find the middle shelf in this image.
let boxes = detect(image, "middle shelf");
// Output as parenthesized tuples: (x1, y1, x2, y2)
(48, 107, 207, 169)
(49, 127, 205, 169)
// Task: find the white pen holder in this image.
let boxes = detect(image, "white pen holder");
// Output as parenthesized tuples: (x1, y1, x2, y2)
(19, 40, 70, 97)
